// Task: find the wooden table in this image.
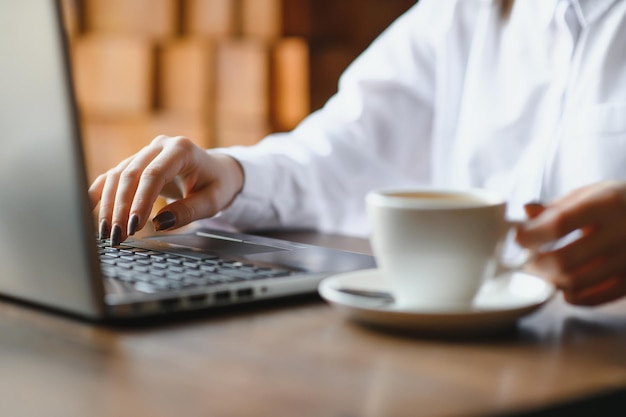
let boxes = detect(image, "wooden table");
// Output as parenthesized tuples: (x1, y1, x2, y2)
(0, 232, 625, 417)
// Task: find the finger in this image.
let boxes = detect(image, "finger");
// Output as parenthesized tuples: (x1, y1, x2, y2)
(97, 158, 132, 240)
(563, 276, 626, 306)
(88, 173, 107, 210)
(517, 183, 626, 249)
(130, 137, 197, 233)
(530, 219, 626, 278)
(523, 201, 546, 219)
(110, 145, 164, 244)
(559, 246, 626, 292)
(517, 202, 546, 244)
(528, 251, 606, 289)
(151, 190, 224, 232)
(88, 154, 135, 210)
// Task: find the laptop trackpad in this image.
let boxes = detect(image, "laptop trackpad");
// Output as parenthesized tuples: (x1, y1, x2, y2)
(244, 247, 376, 274)
(146, 234, 288, 256)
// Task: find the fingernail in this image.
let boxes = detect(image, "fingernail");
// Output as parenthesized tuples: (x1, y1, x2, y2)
(110, 224, 122, 247)
(99, 219, 110, 240)
(152, 211, 176, 231)
(521, 210, 557, 235)
(524, 200, 544, 209)
(523, 201, 547, 220)
(128, 214, 139, 236)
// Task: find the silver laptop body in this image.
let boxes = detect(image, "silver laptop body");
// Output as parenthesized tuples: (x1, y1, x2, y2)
(0, 1, 374, 320)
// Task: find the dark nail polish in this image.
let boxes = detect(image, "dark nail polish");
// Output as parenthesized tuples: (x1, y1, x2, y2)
(524, 201, 546, 219)
(524, 201, 545, 210)
(128, 214, 139, 236)
(110, 224, 122, 247)
(152, 211, 176, 231)
(99, 219, 110, 240)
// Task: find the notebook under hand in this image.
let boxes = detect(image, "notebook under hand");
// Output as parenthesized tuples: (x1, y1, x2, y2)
(0, 0, 375, 320)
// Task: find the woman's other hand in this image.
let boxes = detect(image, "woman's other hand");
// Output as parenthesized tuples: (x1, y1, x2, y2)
(517, 181, 626, 306)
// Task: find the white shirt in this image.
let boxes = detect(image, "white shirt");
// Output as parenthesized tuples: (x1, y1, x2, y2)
(217, 0, 626, 237)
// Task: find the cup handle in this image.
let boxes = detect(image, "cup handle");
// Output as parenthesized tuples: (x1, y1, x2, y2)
(494, 219, 535, 277)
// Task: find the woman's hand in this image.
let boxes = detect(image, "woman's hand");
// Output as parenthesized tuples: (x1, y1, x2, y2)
(516, 181, 626, 306)
(89, 135, 244, 246)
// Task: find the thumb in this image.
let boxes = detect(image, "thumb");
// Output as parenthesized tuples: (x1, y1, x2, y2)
(524, 201, 546, 219)
(516, 201, 547, 248)
(151, 193, 223, 231)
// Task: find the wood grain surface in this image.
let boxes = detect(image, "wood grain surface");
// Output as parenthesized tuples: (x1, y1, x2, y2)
(0, 233, 625, 417)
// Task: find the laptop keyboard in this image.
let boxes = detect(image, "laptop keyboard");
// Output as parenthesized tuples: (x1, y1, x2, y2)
(97, 240, 292, 294)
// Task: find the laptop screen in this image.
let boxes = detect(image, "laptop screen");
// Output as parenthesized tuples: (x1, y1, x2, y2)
(0, 1, 104, 316)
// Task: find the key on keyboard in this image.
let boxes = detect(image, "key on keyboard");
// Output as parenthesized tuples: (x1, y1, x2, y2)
(96, 240, 292, 294)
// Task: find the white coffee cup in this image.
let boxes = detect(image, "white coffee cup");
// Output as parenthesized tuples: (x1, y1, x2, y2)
(366, 187, 525, 311)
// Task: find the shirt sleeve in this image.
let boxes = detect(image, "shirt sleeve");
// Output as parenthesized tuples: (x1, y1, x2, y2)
(214, 0, 452, 236)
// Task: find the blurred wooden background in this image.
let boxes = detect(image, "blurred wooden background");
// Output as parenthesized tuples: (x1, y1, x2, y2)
(60, 0, 416, 181)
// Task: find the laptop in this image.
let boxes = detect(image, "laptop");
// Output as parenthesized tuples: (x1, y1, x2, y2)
(0, 1, 375, 320)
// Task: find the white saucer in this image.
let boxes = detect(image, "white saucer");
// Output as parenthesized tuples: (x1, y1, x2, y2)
(318, 268, 556, 335)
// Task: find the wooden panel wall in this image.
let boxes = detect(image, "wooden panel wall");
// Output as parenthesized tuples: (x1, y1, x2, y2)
(60, 0, 416, 181)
